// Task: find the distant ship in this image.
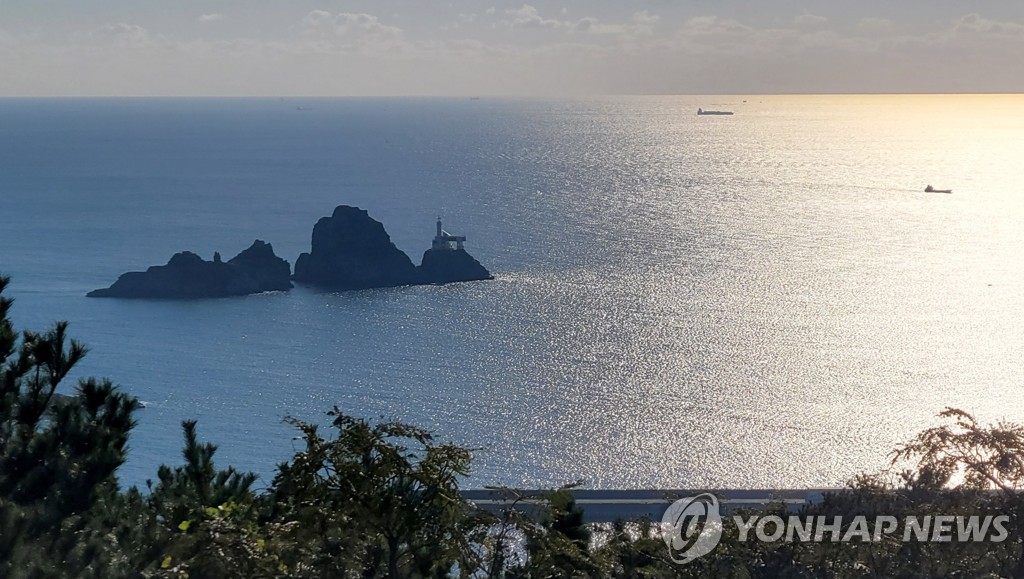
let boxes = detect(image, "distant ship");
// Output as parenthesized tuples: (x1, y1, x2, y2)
(924, 185, 952, 194)
(697, 108, 733, 116)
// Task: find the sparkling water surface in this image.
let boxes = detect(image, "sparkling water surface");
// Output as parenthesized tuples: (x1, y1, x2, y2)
(1, 95, 1023, 490)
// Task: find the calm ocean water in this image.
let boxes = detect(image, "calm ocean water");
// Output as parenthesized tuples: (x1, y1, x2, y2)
(1, 95, 1023, 490)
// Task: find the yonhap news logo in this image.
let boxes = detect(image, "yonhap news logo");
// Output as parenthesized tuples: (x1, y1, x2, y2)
(661, 494, 1010, 564)
(660, 493, 723, 564)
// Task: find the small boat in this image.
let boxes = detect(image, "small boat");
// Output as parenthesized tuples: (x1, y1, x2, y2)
(698, 108, 733, 116)
(924, 185, 952, 194)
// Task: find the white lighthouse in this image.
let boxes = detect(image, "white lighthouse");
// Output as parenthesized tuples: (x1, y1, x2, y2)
(432, 218, 466, 251)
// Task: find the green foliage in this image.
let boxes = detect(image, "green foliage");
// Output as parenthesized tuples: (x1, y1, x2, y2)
(495, 485, 603, 578)
(151, 500, 282, 579)
(148, 420, 259, 525)
(893, 407, 1024, 494)
(0, 275, 141, 579)
(266, 409, 476, 578)
(135, 420, 263, 579)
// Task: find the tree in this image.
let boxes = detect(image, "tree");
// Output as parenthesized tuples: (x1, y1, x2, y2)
(143, 421, 263, 579)
(148, 420, 259, 527)
(267, 409, 476, 578)
(0, 275, 141, 578)
(892, 407, 1024, 494)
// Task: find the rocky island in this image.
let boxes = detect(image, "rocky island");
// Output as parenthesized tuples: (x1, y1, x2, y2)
(293, 205, 492, 290)
(87, 240, 292, 298)
(88, 206, 491, 298)
(417, 219, 492, 284)
(293, 206, 419, 289)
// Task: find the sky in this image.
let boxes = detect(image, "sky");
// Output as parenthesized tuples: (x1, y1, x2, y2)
(1, 1, 1023, 96)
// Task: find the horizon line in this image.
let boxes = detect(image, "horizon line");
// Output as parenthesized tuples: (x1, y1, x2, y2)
(2, 92, 1023, 99)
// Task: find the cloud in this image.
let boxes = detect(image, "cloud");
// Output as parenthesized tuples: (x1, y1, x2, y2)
(572, 18, 597, 33)
(87, 23, 152, 46)
(598, 10, 659, 35)
(442, 12, 477, 31)
(952, 13, 1024, 38)
(662, 14, 872, 61)
(199, 13, 225, 24)
(499, 6, 659, 39)
(583, 11, 660, 36)
(300, 11, 406, 55)
(505, 4, 568, 29)
(302, 11, 403, 40)
(859, 18, 893, 31)
(794, 14, 827, 27)
(632, 11, 659, 26)
(302, 10, 331, 27)
(672, 15, 758, 53)
(6, 8, 1024, 96)
(681, 15, 753, 36)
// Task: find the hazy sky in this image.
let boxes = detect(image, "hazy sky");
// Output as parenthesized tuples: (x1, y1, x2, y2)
(2, 1, 1023, 96)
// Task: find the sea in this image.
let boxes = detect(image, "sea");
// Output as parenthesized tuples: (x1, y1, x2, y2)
(1, 95, 1022, 491)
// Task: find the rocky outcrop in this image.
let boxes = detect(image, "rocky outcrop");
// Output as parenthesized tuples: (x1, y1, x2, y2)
(86, 205, 492, 298)
(293, 205, 493, 290)
(293, 206, 419, 289)
(87, 240, 292, 298)
(228, 240, 293, 292)
(417, 248, 492, 284)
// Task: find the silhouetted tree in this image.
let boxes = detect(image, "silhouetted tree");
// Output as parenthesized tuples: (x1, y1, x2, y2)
(266, 409, 476, 578)
(0, 275, 140, 578)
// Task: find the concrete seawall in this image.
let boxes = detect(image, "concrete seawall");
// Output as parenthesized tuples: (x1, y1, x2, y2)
(461, 489, 838, 523)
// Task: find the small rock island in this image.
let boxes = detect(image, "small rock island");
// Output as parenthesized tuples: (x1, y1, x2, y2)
(293, 205, 492, 290)
(418, 219, 492, 284)
(87, 240, 292, 299)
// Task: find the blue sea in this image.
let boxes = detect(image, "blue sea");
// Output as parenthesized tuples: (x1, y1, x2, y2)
(2, 95, 1023, 490)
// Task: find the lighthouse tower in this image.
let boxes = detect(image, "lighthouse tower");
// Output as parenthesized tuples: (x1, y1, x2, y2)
(432, 218, 466, 251)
